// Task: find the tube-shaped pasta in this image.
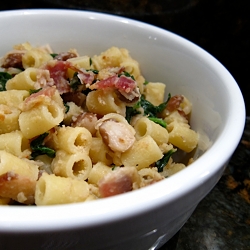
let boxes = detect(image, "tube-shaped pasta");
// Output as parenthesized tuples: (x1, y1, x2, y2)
(0, 90, 29, 109)
(167, 121, 199, 153)
(0, 104, 20, 134)
(161, 162, 186, 177)
(19, 101, 64, 139)
(91, 47, 124, 70)
(0, 150, 39, 204)
(88, 162, 112, 185)
(120, 59, 140, 79)
(86, 89, 126, 116)
(164, 110, 189, 125)
(49, 126, 92, 154)
(51, 150, 92, 181)
(6, 68, 40, 90)
(134, 117, 169, 145)
(121, 135, 163, 170)
(0, 150, 38, 178)
(143, 82, 166, 106)
(89, 137, 113, 165)
(35, 173, 89, 205)
(0, 131, 30, 157)
(67, 55, 91, 78)
(22, 48, 53, 69)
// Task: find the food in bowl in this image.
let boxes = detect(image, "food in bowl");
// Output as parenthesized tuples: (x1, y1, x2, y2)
(0, 42, 199, 206)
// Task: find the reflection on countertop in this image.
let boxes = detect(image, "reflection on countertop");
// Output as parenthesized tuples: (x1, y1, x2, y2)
(1, 1, 249, 249)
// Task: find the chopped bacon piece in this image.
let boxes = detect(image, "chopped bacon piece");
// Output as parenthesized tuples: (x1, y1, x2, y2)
(44, 61, 71, 94)
(44, 60, 95, 94)
(98, 120, 135, 152)
(71, 112, 98, 135)
(1, 52, 24, 69)
(0, 172, 36, 204)
(98, 167, 140, 198)
(91, 75, 135, 91)
(166, 95, 184, 112)
(54, 52, 77, 61)
(90, 75, 140, 102)
(22, 86, 56, 111)
(77, 70, 95, 86)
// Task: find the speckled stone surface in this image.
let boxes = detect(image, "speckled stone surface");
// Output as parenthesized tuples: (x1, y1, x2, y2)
(1, 1, 249, 249)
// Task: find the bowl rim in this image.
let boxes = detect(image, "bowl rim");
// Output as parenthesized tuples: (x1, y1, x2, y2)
(0, 8, 246, 233)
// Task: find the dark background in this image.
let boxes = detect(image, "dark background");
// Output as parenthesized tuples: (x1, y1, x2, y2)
(1, 1, 250, 249)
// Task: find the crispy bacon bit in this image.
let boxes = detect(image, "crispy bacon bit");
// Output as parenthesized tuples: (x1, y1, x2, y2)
(90, 75, 140, 102)
(54, 52, 77, 61)
(1, 52, 24, 69)
(77, 69, 95, 86)
(98, 120, 135, 152)
(44, 61, 72, 94)
(22, 86, 56, 111)
(90, 75, 134, 92)
(71, 112, 98, 135)
(166, 95, 184, 112)
(33, 69, 54, 89)
(0, 172, 36, 204)
(98, 167, 140, 198)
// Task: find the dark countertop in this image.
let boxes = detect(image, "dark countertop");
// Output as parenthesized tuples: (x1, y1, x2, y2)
(1, 1, 250, 249)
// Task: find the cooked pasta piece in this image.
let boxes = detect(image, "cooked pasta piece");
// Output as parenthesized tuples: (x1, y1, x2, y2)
(51, 150, 92, 181)
(0, 150, 39, 204)
(19, 87, 64, 139)
(0, 89, 29, 108)
(35, 173, 89, 205)
(88, 162, 112, 185)
(91, 46, 125, 70)
(143, 82, 166, 106)
(89, 137, 113, 165)
(6, 68, 51, 91)
(121, 135, 163, 170)
(167, 121, 199, 153)
(86, 89, 126, 116)
(67, 55, 92, 78)
(134, 116, 169, 146)
(0, 104, 20, 134)
(22, 48, 53, 69)
(48, 126, 92, 154)
(0, 131, 30, 157)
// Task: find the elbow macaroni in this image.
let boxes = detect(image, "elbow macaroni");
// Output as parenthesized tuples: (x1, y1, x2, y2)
(0, 43, 199, 206)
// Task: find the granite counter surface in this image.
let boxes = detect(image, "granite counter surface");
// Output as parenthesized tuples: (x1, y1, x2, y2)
(1, 1, 249, 249)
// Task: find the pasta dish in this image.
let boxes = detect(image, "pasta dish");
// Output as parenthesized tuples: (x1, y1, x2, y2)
(0, 43, 199, 205)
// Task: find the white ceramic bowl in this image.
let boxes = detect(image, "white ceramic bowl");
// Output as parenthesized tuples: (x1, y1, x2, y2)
(0, 9, 245, 250)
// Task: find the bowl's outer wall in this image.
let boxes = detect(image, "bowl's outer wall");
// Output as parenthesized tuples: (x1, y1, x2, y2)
(0, 9, 245, 250)
(0, 163, 226, 250)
